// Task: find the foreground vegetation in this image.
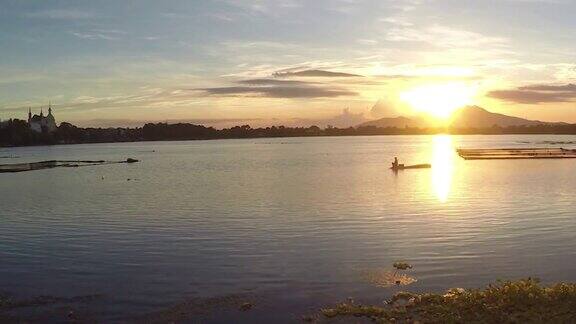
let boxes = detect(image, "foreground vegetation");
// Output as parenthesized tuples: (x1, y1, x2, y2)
(320, 278, 576, 323)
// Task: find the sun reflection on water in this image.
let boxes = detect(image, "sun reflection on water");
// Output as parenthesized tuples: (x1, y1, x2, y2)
(431, 135, 455, 202)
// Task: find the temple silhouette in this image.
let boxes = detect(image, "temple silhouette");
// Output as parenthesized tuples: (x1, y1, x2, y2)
(28, 103, 57, 133)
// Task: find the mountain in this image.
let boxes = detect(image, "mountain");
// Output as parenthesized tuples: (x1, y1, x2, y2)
(357, 116, 428, 128)
(449, 106, 549, 128)
(358, 106, 560, 128)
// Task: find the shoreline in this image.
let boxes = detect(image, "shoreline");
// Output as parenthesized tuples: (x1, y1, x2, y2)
(3, 278, 576, 323)
(3, 132, 576, 149)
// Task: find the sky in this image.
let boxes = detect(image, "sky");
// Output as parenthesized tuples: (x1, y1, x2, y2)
(0, 0, 575, 128)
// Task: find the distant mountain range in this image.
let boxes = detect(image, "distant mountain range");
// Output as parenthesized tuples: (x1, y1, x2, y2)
(358, 106, 565, 128)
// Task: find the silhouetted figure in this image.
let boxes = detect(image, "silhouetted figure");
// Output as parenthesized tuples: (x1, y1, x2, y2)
(392, 157, 399, 169)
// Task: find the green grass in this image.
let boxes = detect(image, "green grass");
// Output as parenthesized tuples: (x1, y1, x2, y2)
(321, 278, 576, 323)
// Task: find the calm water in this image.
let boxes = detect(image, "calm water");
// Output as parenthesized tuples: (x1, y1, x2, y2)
(2, 135, 576, 322)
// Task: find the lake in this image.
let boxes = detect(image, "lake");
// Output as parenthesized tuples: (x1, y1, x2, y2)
(2, 135, 576, 322)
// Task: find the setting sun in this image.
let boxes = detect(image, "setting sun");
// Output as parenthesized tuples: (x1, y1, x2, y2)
(400, 83, 478, 119)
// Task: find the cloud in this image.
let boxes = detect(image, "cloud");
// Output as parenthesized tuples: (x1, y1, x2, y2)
(379, 16, 414, 27)
(554, 64, 576, 82)
(2, 87, 202, 116)
(373, 74, 480, 81)
(370, 99, 398, 118)
(357, 39, 379, 45)
(205, 12, 237, 21)
(393, 0, 428, 12)
(315, 108, 368, 127)
(198, 77, 357, 98)
(488, 83, 576, 104)
(199, 85, 356, 98)
(219, 0, 302, 17)
(287, 108, 369, 128)
(69, 31, 119, 41)
(505, 0, 570, 3)
(26, 9, 95, 20)
(75, 117, 260, 128)
(68, 29, 127, 41)
(273, 69, 363, 78)
(369, 64, 479, 80)
(385, 25, 510, 50)
(237, 79, 309, 86)
(519, 84, 576, 91)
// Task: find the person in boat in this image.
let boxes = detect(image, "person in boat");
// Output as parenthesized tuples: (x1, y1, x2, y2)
(392, 157, 399, 169)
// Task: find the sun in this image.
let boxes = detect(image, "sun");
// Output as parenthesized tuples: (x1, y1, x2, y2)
(399, 83, 477, 119)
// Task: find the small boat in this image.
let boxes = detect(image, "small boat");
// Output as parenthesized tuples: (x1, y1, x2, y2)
(390, 163, 431, 171)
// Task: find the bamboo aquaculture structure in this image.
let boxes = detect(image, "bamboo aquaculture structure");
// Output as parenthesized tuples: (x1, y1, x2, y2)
(0, 158, 138, 173)
(457, 148, 576, 160)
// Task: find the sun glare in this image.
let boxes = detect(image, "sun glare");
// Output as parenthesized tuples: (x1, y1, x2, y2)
(400, 83, 477, 119)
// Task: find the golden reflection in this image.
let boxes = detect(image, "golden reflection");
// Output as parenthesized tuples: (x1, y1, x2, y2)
(431, 135, 455, 202)
(360, 269, 417, 288)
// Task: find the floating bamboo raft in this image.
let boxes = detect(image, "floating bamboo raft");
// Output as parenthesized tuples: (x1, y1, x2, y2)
(0, 158, 138, 173)
(457, 148, 576, 160)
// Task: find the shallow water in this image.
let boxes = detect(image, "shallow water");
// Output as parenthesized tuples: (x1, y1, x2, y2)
(2, 135, 576, 322)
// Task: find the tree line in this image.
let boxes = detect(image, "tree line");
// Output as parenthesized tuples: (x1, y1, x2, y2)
(3, 118, 576, 147)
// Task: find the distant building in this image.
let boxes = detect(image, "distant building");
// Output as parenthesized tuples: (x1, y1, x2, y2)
(28, 104, 57, 133)
(0, 119, 10, 129)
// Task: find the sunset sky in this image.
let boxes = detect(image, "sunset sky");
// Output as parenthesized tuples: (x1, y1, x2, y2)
(0, 0, 575, 127)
